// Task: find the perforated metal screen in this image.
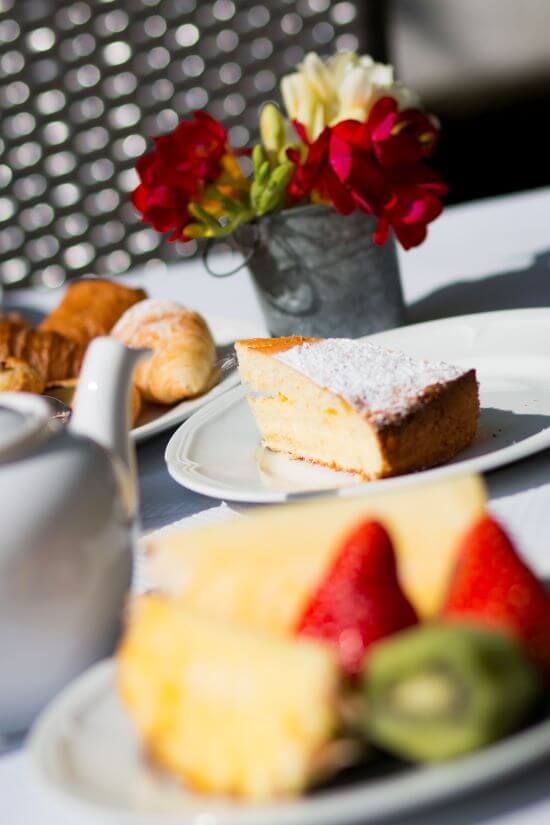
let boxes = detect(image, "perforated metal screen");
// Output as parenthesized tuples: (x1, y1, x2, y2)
(0, 0, 376, 290)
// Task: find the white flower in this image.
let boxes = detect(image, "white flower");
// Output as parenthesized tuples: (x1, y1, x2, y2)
(280, 51, 419, 140)
(281, 69, 327, 141)
(299, 52, 335, 104)
(329, 51, 362, 88)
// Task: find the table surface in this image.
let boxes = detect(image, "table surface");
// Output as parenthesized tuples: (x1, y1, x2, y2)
(3, 186, 550, 825)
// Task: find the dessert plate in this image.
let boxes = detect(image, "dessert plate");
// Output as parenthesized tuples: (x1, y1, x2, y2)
(165, 308, 550, 502)
(30, 659, 550, 825)
(132, 317, 264, 443)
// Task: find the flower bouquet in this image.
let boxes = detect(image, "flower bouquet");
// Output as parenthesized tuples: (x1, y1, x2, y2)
(133, 52, 446, 336)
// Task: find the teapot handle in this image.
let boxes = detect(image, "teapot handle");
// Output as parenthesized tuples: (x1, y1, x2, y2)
(70, 338, 149, 498)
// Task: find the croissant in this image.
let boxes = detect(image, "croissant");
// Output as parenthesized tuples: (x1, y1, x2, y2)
(0, 319, 83, 384)
(40, 278, 147, 347)
(0, 357, 45, 393)
(0, 311, 30, 328)
(112, 299, 217, 404)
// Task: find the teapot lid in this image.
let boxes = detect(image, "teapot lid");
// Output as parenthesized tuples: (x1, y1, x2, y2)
(0, 394, 52, 461)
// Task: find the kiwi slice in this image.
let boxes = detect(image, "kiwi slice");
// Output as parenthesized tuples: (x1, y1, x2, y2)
(363, 623, 542, 762)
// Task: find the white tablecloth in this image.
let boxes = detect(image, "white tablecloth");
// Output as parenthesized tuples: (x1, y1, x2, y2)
(3, 187, 550, 824)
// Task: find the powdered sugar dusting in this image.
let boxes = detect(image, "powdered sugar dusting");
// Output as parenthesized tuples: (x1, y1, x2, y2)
(111, 298, 190, 346)
(276, 338, 469, 424)
(112, 299, 190, 338)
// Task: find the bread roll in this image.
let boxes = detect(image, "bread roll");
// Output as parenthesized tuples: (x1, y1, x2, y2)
(40, 278, 147, 347)
(112, 299, 217, 404)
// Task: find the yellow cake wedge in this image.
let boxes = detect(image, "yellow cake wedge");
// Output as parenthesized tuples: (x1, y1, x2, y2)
(118, 595, 341, 801)
(235, 337, 479, 479)
(147, 474, 486, 621)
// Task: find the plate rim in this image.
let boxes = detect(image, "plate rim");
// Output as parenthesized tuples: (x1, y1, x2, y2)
(165, 384, 287, 503)
(359, 305, 550, 340)
(164, 306, 550, 503)
(132, 370, 240, 443)
(29, 658, 550, 825)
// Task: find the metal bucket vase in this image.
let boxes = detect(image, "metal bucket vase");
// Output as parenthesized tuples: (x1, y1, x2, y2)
(234, 204, 404, 338)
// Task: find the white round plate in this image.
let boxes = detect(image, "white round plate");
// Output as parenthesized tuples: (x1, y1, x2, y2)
(131, 318, 265, 443)
(165, 308, 550, 502)
(30, 660, 550, 825)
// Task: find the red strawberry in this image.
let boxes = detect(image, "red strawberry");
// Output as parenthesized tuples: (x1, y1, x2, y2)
(296, 520, 418, 676)
(442, 515, 550, 674)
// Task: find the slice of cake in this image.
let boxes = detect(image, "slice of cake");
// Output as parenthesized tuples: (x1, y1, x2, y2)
(118, 595, 342, 800)
(147, 474, 487, 619)
(235, 336, 479, 479)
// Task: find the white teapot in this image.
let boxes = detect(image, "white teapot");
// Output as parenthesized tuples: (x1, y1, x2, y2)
(0, 337, 145, 736)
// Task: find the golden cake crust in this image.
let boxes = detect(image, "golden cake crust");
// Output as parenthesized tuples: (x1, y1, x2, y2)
(236, 336, 319, 356)
(369, 370, 479, 477)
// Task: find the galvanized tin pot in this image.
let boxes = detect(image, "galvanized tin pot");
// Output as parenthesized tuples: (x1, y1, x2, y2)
(233, 204, 404, 338)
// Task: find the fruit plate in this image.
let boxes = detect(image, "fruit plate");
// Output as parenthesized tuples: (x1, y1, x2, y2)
(165, 308, 550, 502)
(29, 659, 550, 825)
(131, 317, 264, 443)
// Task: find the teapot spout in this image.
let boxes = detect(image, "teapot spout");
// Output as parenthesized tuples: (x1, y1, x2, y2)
(70, 337, 148, 482)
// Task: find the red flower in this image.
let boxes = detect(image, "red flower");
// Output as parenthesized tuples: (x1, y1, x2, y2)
(367, 96, 439, 166)
(132, 112, 228, 241)
(289, 121, 384, 215)
(373, 166, 446, 249)
(289, 97, 447, 250)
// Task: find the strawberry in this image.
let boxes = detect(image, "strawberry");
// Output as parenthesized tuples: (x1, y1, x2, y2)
(296, 520, 418, 676)
(441, 515, 550, 674)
